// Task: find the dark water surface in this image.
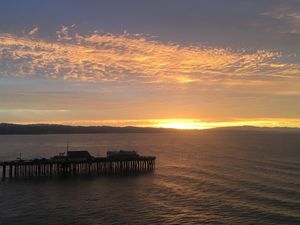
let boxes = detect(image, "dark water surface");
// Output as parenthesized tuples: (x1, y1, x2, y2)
(0, 131, 299, 224)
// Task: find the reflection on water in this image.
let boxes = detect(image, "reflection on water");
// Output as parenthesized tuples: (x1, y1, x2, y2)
(0, 131, 299, 224)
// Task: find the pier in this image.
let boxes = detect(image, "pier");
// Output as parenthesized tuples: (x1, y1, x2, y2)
(0, 150, 156, 180)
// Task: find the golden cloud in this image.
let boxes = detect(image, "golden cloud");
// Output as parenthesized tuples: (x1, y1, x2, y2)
(0, 27, 300, 83)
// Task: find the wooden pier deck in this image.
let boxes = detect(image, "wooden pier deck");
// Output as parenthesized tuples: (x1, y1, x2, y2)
(0, 156, 156, 180)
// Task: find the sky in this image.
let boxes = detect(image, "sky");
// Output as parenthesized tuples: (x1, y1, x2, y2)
(0, 0, 300, 129)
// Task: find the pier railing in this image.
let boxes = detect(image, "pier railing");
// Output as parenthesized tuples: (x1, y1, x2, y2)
(0, 156, 156, 180)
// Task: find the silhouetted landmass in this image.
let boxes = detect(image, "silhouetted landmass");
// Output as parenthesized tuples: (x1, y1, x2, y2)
(0, 123, 299, 135)
(0, 123, 178, 135)
(212, 125, 300, 133)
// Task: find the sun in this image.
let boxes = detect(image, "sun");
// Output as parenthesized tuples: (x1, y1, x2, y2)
(154, 119, 206, 130)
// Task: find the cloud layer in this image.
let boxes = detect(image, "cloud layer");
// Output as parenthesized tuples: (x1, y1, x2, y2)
(1, 27, 300, 84)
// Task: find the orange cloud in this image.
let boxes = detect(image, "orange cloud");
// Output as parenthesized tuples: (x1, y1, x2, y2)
(1, 28, 300, 84)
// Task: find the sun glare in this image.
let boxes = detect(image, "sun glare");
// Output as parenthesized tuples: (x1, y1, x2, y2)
(155, 119, 206, 130)
(152, 118, 300, 130)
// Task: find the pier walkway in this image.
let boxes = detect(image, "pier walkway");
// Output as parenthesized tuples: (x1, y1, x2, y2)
(0, 155, 156, 180)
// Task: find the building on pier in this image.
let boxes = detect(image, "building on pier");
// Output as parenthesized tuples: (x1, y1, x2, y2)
(107, 150, 139, 159)
(67, 150, 93, 162)
(50, 150, 92, 162)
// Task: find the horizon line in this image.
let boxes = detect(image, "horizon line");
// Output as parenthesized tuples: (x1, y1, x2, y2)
(1, 122, 300, 131)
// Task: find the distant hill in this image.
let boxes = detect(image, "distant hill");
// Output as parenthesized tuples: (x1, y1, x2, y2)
(0, 123, 178, 135)
(0, 123, 299, 135)
(211, 125, 300, 133)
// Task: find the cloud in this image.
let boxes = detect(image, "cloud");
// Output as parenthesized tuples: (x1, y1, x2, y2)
(0, 27, 300, 84)
(262, 7, 300, 34)
(28, 27, 39, 36)
(56, 25, 73, 41)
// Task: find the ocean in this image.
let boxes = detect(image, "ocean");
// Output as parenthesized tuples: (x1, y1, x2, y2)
(0, 131, 299, 224)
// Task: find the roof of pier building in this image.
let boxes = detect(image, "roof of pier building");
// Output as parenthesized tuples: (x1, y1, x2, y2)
(67, 151, 93, 161)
